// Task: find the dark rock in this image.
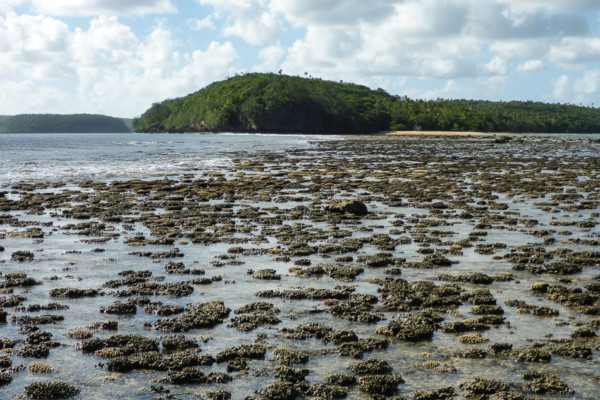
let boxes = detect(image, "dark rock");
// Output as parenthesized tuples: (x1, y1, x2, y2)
(257, 380, 298, 400)
(412, 387, 455, 400)
(358, 374, 404, 395)
(274, 348, 309, 364)
(275, 366, 310, 383)
(100, 300, 137, 315)
(11, 250, 34, 261)
(162, 335, 198, 351)
(49, 288, 101, 298)
(12, 314, 64, 325)
(325, 374, 356, 386)
(24, 381, 80, 399)
(307, 383, 347, 399)
(162, 367, 206, 384)
(0, 372, 12, 386)
(207, 390, 232, 400)
(459, 378, 509, 397)
(216, 344, 267, 362)
(512, 347, 551, 363)
(349, 358, 392, 375)
(523, 372, 573, 394)
(325, 200, 368, 216)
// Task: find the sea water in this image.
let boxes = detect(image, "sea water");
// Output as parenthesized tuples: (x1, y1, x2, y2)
(0, 132, 337, 188)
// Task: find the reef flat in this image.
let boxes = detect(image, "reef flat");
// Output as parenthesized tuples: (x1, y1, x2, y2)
(0, 134, 599, 399)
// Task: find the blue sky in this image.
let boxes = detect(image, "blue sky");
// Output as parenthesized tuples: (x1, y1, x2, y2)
(2, 0, 600, 118)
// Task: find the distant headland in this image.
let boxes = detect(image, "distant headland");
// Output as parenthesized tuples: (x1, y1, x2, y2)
(133, 73, 600, 135)
(0, 114, 132, 133)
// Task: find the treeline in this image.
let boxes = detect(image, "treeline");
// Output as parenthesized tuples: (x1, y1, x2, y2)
(134, 73, 600, 134)
(390, 99, 600, 133)
(0, 114, 131, 133)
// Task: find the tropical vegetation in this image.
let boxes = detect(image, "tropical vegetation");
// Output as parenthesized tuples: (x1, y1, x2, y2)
(0, 114, 130, 133)
(134, 73, 600, 134)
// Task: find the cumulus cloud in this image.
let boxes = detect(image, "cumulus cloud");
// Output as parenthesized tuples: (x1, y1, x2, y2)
(189, 16, 216, 30)
(0, 80, 69, 114)
(573, 70, 600, 95)
(191, 0, 599, 88)
(254, 44, 285, 72)
(30, 0, 177, 17)
(553, 75, 571, 98)
(179, 41, 238, 89)
(497, 0, 600, 14)
(196, 0, 285, 45)
(517, 60, 544, 72)
(4, 0, 600, 115)
(270, 0, 393, 26)
(551, 70, 600, 105)
(0, 0, 26, 14)
(0, 12, 239, 117)
(72, 16, 139, 67)
(468, 3, 589, 40)
(0, 13, 71, 80)
(549, 38, 600, 66)
(72, 21, 238, 116)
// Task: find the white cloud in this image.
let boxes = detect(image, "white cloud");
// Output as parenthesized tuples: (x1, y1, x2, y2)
(189, 16, 216, 30)
(4, 1, 600, 115)
(72, 16, 138, 67)
(549, 37, 600, 66)
(485, 56, 511, 75)
(573, 70, 600, 95)
(0, 80, 69, 114)
(71, 21, 238, 117)
(0, 13, 71, 80)
(196, 0, 285, 45)
(30, 0, 177, 16)
(0, 0, 26, 14)
(517, 60, 544, 72)
(497, 0, 600, 14)
(0, 12, 240, 117)
(179, 41, 238, 89)
(254, 44, 285, 72)
(191, 0, 600, 85)
(553, 75, 571, 98)
(270, 0, 393, 26)
(551, 71, 600, 104)
(489, 40, 548, 60)
(281, 1, 484, 80)
(468, 3, 589, 40)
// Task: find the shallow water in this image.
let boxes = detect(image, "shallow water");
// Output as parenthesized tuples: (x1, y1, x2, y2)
(0, 133, 599, 399)
(0, 133, 335, 187)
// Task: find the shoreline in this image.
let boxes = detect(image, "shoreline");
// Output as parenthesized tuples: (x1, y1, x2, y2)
(385, 130, 508, 136)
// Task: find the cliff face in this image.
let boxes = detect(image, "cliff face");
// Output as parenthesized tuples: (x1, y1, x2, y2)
(134, 73, 393, 134)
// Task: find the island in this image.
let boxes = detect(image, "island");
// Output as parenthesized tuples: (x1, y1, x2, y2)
(0, 114, 131, 133)
(134, 73, 600, 134)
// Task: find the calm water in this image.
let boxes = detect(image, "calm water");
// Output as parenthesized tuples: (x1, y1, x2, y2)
(0, 133, 338, 188)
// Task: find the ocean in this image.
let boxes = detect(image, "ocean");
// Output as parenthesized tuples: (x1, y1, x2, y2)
(0, 132, 338, 188)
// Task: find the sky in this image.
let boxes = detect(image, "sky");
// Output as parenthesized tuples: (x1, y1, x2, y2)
(2, 0, 600, 118)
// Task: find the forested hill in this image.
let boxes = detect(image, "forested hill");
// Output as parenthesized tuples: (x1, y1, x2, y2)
(134, 73, 600, 134)
(134, 73, 393, 134)
(0, 114, 131, 133)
